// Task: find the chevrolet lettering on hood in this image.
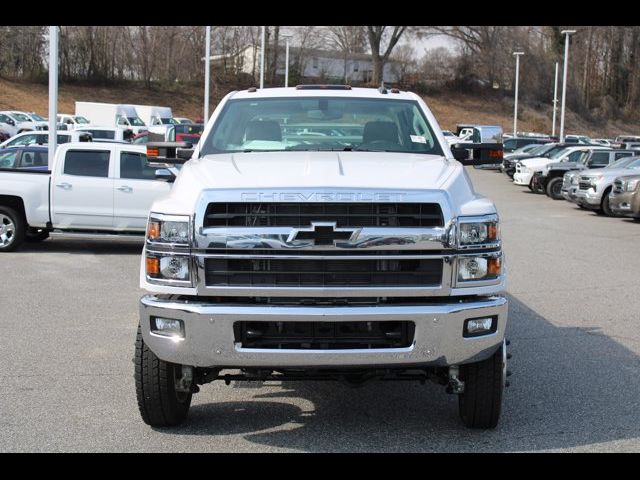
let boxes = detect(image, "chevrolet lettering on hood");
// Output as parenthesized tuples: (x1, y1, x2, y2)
(240, 192, 408, 202)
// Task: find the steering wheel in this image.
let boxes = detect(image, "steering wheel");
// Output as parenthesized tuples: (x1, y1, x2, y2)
(355, 140, 401, 151)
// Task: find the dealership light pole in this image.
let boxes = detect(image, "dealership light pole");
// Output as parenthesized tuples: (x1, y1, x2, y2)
(260, 26, 266, 89)
(282, 33, 293, 88)
(552, 62, 559, 137)
(559, 30, 577, 142)
(512, 51, 524, 136)
(48, 26, 58, 170)
(204, 26, 211, 122)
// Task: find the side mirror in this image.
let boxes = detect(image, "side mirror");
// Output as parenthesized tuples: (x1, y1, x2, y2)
(7, 119, 15, 126)
(155, 168, 176, 182)
(451, 144, 471, 161)
(450, 126, 504, 166)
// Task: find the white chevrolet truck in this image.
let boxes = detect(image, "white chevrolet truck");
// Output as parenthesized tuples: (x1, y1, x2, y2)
(0, 142, 173, 250)
(136, 85, 508, 429)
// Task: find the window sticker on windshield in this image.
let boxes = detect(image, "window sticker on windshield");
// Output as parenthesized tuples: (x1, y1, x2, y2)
(410, 135, 426, 144)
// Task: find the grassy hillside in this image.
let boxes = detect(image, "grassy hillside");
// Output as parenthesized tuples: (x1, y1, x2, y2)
(1, 78, 637, 138)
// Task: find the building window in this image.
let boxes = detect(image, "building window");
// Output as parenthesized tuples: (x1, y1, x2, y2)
(353, 61, 359, 72)
(313, 57, 318, 69)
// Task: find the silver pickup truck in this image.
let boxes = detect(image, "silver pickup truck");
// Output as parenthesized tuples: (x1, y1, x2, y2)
(134, 85, 508, 429)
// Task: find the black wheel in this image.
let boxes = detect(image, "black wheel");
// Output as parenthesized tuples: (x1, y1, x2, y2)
(600, 188, 614, 216)
(531, 179, 545, 194)
(546, 177, 564, 200)
(0, 206, 26, 252)
(458, 341, 505, 429)
(134, 324, 192, 427)
(25, 228, 50, 243)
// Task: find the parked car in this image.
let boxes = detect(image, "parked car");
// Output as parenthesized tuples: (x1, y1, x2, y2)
(0, 142, 175, 251)
(561, 156, 639, 203)
(503, 136, 551, 153)
(0, 111, 48, 136)
(591, 138, 612, 146)
(513, 146, 608, 190)
(564, 134, 594, 145)
(615, 135, 640, 143)
(174, 117, 194, 125)
(502, 142, 572, 178)
(0, 146, 48, 171)
(572, 157, 640, 215)
(73, 125, 133, 143)
(534, 148, 637, 199)
(0, 130, 93, 148)
(57, 114, 91, 129)
(608, 173, 640, 220)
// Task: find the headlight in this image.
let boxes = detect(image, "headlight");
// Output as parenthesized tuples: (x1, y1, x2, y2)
(146, 253, 191, 283)
(457, 215, 500, 248)
(147, 214, 190, 245)
(626, 179, 640, 191)
(457, 255, 502, 282)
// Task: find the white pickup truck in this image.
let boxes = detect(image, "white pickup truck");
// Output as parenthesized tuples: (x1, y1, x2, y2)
(135, 85, 509, 430)
(0, 142, 174, 251)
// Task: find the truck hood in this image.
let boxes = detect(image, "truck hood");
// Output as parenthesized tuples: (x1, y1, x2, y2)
(521, 157, 553, 170)
(546, 161, 579, 171)
(185, 151, 453, 190)
(156, 151, 491, 217)
(581, 166, 640, 180)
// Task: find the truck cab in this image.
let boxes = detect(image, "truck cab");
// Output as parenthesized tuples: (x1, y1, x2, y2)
(133, 86, 509, 430)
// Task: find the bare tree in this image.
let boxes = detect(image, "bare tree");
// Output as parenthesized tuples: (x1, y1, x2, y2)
(366, 26, 407, 85)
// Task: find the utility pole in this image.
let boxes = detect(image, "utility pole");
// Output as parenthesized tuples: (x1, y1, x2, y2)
(552, 62, 559, 137)
(204, 26, 211, 122)
(48, 26, 58, 170)
(559, 30, 577, 142)
(283, 33, 293, 87)
(513, 51, 525, 137)
(260, 26, 266, 89)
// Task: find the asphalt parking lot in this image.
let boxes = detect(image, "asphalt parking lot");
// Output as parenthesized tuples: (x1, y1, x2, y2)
(1, 167, 639, 452)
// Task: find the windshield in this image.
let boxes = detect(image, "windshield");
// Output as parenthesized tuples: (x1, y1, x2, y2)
(200, 97, 444, 156)
(74, 116, 90, 124)
(11, 112, 32, 122)
(549, 147, 573, 159)
(161, 118, 179, 125)
(625, 158, 640, 169)
(128, 117, 146, 126)
(605, 156, 638, 169)
(29, 113, 45, 121)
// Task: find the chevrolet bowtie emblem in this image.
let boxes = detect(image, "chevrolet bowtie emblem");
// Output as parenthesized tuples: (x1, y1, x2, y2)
(288, 222, 358, 246)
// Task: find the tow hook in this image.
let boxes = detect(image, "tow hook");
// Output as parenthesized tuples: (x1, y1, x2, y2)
(446, 365, 465, 394)
(175, 366, 196, 393)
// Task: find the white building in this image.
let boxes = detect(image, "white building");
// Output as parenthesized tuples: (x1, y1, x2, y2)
(211, 45, 401, 84)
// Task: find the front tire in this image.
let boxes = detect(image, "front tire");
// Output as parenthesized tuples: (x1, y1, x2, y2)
(546, 177, 564, 200)
(458, 341, 505, 429)
(600, 188, 614, 216)
(0, 206, 26, 252)
(134, 324, 192, 427)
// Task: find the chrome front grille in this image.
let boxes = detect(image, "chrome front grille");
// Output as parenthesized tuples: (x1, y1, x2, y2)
(578, 177, 592, 190)
(204, 202, 444, 228)
(192, 190, 456, 298)
(613, 179, 624, 194)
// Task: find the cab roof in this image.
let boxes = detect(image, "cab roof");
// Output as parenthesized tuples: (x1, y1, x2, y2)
(230, 86, 419, 101)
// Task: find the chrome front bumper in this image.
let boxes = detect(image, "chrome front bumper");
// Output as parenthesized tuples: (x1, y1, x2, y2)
(574, 189, 601, 207)
(140, 295, 508, 368)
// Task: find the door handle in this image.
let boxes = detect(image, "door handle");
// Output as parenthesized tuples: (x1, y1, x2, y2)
(116, 185, 133, 193)
(55, 182, 72, 190)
